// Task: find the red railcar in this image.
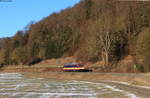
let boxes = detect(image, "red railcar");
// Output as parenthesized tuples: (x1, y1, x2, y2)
(63, 63, 85, 71)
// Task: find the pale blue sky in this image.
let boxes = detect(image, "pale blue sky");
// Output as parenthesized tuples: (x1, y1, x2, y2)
(0, 0, 80, 38)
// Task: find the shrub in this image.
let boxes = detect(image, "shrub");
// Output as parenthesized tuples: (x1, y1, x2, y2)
(136, 28, 150, 72)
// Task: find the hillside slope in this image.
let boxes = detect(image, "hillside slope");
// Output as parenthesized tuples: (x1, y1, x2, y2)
(0, 0, 149, 72)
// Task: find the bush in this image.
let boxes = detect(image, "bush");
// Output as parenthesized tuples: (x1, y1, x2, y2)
(136, 28, 150, 72)
(25, 57, 43, 66)
(11, 47, 27, 64)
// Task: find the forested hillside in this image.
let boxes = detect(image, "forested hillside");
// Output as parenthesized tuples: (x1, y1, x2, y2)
(0, 0, 149, 72)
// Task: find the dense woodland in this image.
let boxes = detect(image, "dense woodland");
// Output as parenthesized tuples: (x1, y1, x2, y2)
(0, 0, 150, 72)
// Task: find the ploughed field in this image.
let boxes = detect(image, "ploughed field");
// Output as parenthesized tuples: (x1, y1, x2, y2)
(0, 73, 149, 98)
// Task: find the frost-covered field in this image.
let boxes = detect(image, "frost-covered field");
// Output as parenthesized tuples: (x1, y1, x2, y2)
(0, 73, 140, 98)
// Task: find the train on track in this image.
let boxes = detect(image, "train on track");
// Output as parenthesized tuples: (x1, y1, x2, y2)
(63, 63, 91, 72)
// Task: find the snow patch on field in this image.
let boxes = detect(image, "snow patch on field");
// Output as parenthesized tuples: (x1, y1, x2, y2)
(78, 80, 140, 98)
(100, 80, 150, 89)
(104, 85, 139, 98)
(0, 73, 142, 98)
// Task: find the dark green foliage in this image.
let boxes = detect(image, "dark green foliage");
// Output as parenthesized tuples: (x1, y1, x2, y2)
(138, 3, 150, 28)
(83, 0, 93, 19)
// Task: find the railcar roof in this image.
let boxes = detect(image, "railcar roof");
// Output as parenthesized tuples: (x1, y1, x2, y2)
(64, 63, 83, 66)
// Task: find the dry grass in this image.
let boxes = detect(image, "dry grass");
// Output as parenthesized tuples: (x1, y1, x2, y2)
(36, 56, 77, 67)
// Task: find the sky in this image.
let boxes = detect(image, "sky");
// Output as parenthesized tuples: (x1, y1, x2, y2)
(0, 0, 80, 38)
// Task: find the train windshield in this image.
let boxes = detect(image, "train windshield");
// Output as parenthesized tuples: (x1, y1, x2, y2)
(64, 63, 84, 67)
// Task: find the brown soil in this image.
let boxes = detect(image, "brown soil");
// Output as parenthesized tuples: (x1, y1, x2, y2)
(0, 67, 63, 72)
(38, 56, 77, 66)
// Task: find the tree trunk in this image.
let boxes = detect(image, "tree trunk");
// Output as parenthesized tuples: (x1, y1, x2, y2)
(105, 51, 109, 66)
(101, 51, 105, 67)
(101, 51, 109, 67)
